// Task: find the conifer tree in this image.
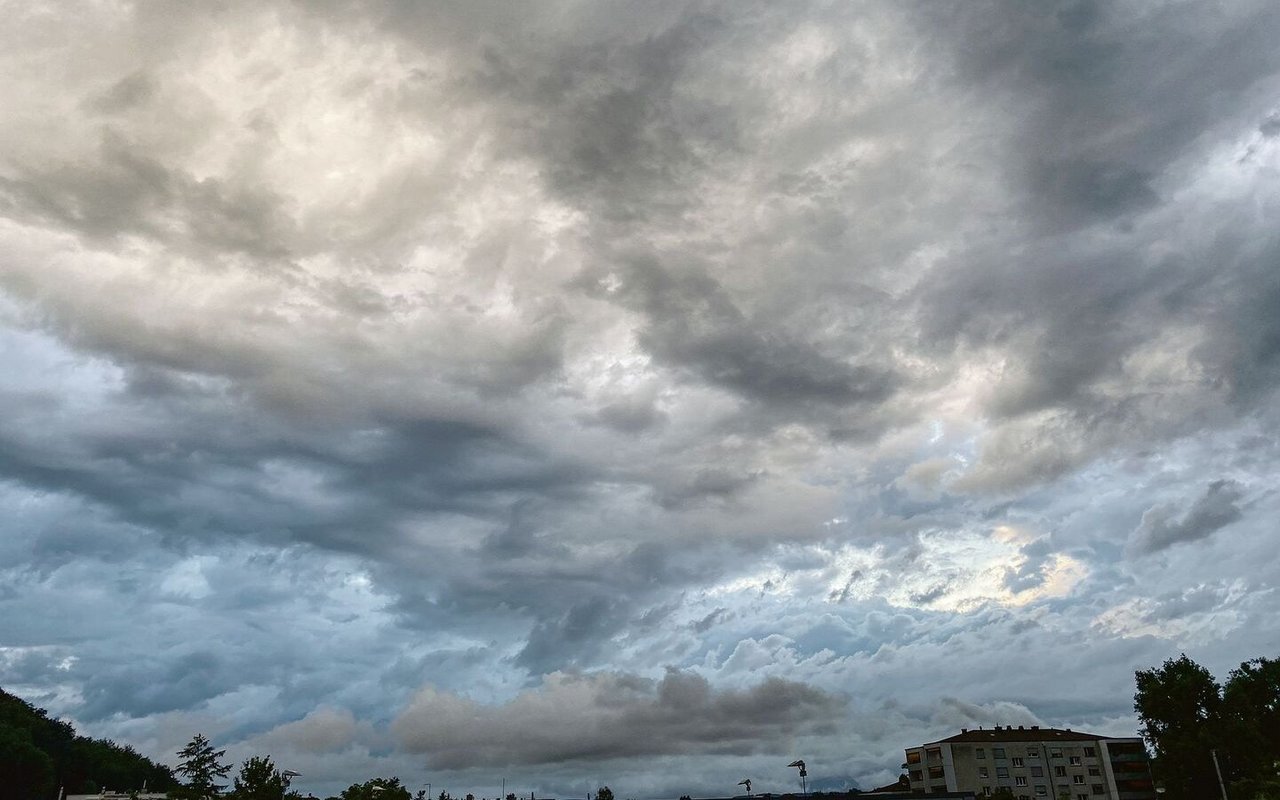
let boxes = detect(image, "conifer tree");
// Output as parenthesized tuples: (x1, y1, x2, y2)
(174, 734, 231, 800)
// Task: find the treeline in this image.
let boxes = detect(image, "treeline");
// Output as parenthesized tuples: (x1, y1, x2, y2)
(171, 736, 596, 800)
(1135, 655, 1280, 800)
(0, 687, 178, 800)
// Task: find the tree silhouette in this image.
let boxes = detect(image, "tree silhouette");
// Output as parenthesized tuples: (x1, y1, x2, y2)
(174, 735, 231, 800)
(231, 756, 293, 800)
(340, 778, 412, 800)
(1135, 654, 1223, 800)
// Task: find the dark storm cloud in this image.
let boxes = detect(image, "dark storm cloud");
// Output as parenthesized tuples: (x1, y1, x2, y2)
(1128, 479, 1246, 556)
(392, 669, 840, 768)
(577, 257, 899, 416)
(929, 0, 1280, 219)
(76, 651, 228, 721)
(904, 2, 1280, 472)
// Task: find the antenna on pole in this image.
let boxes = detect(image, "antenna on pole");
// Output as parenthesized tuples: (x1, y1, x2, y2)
(738, 779, 752, 798)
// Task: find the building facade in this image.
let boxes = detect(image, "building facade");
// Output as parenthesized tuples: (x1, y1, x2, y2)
(903, 726, 1156, 800)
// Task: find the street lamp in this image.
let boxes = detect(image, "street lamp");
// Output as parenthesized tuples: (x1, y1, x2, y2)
(787, 761, 807, 797)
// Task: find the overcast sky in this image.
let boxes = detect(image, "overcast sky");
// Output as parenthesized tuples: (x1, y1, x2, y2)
(2, 1, 1279, 797)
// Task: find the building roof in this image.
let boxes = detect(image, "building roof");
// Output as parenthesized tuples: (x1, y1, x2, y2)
(922, 726, 1117, 745)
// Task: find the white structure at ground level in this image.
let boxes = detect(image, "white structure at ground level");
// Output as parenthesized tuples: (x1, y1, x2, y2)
(904, 725, 1156, 800)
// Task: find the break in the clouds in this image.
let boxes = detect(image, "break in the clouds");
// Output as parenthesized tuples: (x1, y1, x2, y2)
(2, 0, 1280, 796)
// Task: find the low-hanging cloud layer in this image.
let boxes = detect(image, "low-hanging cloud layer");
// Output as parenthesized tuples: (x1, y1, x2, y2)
(392, 670, 839, 769)
(2, 1, 1279, 797)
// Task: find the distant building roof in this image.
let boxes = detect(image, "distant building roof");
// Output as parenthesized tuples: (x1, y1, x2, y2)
(921, 725, 1125, 745)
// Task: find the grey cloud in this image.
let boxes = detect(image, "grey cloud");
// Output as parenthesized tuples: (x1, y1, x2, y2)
(77, 650, 227, 721)
(1145, 584, 1236, 623)
(691, 607, 732, 634)
(582, 390, 668, 434)
(579, 257, 900, 420)
(1128, 480, 1246, 556)
(391, 669, 840, 768)
(0, 131, 293, 258)
(1002, 537, 1057, 594)
(516, 598, 629, 675)
(2, 0, 1280, 792)
(929, 698, 1043, 732)
(253, 707, 363, 755)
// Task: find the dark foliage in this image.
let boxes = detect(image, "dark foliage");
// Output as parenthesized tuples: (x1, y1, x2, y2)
(1135, 654, 1280, 800)
(339, 778, 412, 800)
(0, 688, 177, 800)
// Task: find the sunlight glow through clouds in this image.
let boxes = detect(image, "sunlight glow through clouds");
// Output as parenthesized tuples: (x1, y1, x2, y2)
(704, 525, 1088, 615)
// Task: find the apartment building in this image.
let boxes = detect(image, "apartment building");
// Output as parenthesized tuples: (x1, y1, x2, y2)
(903, 726, 1155, 800)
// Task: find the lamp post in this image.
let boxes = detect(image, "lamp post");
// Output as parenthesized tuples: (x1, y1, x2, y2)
(787, 761, 807, 797)
(1212, 750, 1229, 800)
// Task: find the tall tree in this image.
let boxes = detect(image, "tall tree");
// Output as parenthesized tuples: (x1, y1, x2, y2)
(174, 734, 231, 800)
(231, 756, 294, 800)
(1222, 657, 1280, 800)
(1134, 655, 1223, 800)
(596, 787, 614, 800)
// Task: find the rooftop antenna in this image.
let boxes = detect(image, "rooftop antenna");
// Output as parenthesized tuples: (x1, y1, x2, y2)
(738, 779, 752, 797)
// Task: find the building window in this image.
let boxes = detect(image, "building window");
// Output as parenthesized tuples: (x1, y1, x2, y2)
(927, 748, 943, 761)
(1078, 795, 1089, 800)
(979, 767, 989, 779)
(997, 767, 1010, 779)
(1055, 766, 1068, 778)
(1031, 767, 1043, 777)
(929, 766, 945, 780)
(1028, 748, 1039, 757)
(1013, 757, 1025, 767)
(1083, 747, 1096, 758)
(1073, 775, 1086, 785)
(909, 771, 923, 782)
(977, 748, 986, 759)
(1091, 786, 1104, 795)
(982, 789, 992, 797)
(994, 748, 1007, 759)
(1070, 756, 1082, 766)
(1050, 749, 1063, 758)
(1035, 786, 1047, 797)
(1088, 767, 1100, 777)
(907, 751, 922, 764)
(1016, 777, 1028, 787)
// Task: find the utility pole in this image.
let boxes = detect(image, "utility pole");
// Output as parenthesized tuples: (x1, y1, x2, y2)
(1212, 749, 1229, 800)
